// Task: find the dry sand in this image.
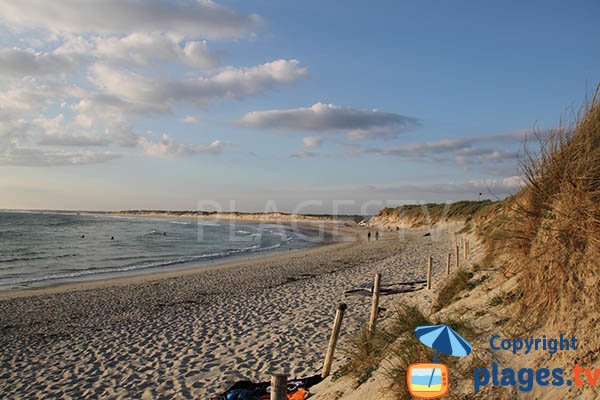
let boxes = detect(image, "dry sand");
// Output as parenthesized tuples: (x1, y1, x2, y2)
(0, 225, 456, 399)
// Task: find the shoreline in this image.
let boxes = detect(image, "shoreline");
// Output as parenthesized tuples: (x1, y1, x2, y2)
(0, 238, 350, 301)
(0, 221, 357, 300)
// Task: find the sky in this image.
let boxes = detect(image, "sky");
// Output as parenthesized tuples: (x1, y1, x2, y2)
(0, 0, 599, 213)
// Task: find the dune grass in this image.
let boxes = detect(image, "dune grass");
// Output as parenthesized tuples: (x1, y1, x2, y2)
(377, 200, 499, 226)
(336, 304, 480, 397)
(486, 89, 600, 328)
(333, 305, 429, 386)
(433, 269, 471, 312)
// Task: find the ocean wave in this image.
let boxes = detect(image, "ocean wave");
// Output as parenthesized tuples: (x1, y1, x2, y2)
(0, 243, 280, 287)
(196, 220, 220, 226)
(0, 253, 78, 263)
(170, 221, 192, 225)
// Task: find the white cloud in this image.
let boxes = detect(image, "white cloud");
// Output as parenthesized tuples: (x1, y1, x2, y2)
(54, 35, 94, 56)
(87, 59, 307, 113)
(238, 103, 419, 139)
(138, 134, 231, 157)
(0, 2, 301, 166)
(302, 136, 322, 148)
(290, 136, 322, 158)
(33, 114, 110, 146)
(0, 146, 121, 166)
(0, 0, 262, 39)
(93, 33, 219, 68)
(0, 78, 77, 114)
(37, 133, 110, 147)
(0, 121, 119, 166)
(0, 48, 80, 78)
(182, 115, 199, 124)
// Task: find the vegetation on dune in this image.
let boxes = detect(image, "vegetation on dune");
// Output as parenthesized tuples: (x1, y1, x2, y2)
(432, 269, 471, 312)
(491, 89, 600, 329)
(377, 200, 500, 226)
(422, 88, 600, 332)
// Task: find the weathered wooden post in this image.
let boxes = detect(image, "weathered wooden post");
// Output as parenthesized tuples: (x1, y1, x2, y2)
(270, 373, 287, 400)
(321, 303, 347, 378)
(368, 273, 382, 339)
(456, 245, 460, 270)
(446, 252, 451, 275)
(464, 239, 468, 260)
(427, 256, 433, 290)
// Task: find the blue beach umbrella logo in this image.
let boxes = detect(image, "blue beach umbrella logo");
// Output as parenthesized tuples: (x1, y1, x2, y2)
(415, 324, 473, 359)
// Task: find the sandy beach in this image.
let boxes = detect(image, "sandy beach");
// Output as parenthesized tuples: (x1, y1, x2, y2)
(0, 225, 455, 399)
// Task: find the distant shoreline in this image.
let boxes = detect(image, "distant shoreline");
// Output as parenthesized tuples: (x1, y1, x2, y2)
(106, 210, 364, 224)
(1, 208, 366, 223)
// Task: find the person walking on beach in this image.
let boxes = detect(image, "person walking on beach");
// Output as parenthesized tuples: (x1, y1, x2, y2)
(367, 231, 371, 242)
(375, 231, 380, 241)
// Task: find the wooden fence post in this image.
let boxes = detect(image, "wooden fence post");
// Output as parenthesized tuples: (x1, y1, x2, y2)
(368, 273, 382, 339)
(270, 373, 287, 400)
(427, 256, 433, 290)
(456, 245, 460, 271)
(446, 253, 451, 275)
(321, 303, 347, 378)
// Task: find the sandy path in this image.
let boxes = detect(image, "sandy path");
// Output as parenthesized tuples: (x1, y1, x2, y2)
(0, 227, 454, 399)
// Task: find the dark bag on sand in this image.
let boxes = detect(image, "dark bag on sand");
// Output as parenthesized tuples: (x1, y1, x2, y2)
(216, 374, 323, 400)
(223, 388, 261, 400)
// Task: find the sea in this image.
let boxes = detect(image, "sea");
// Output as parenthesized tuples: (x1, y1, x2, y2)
(0, 210, 322, 291)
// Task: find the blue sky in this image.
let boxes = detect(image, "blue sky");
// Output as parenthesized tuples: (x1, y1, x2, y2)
(0, 0, 598, 213)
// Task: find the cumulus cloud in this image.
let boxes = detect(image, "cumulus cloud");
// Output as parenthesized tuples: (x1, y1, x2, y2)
(238, 103, 419, 139)
(93, 33, 220, 68)
(182, 115, 199, 124)
(0, 122, 120, 166)
(302, 136, 322, 148)
(0, 2, 305, 166)
(87, 59, 307, 113)
(0, 0, 262, 39)
(0, 78, 78, 114)
(0, 48, 80, 78)
(0, 146, 121, 166)
(37, 133, 110, 147)
(290, 136, 322, 158)
(33, 115, 110, 146)
(138, 134, 232, 157)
